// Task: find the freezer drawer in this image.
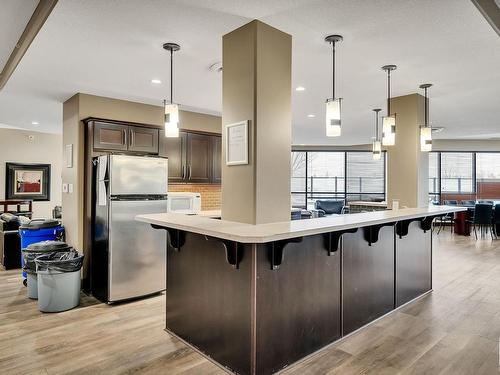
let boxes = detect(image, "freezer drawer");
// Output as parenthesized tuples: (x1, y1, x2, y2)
(109, 199, 167, 302)
(108, 154, 167, 196)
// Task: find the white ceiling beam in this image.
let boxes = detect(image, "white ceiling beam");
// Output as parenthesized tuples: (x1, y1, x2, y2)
(0, 0, 58, 90)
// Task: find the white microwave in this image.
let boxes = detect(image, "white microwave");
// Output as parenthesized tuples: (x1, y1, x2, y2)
(167, 192, 201, 214)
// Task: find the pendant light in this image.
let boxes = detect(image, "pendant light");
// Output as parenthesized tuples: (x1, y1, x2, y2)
(163, 42, 181, 138)
(419, 83, 433, 152)
(324, 35, 343, 137)
(381, 65, 397, 146)
(372, 108, 382, 160)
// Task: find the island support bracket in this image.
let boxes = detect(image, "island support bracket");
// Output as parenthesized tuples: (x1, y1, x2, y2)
(151, 225, 186, 251)
(396, 215, 442, 238)
(267, 237, 303, 270)
(204, 236, 245, 269)
(363, 222, 396, 246)
(323, 228, 358, 255)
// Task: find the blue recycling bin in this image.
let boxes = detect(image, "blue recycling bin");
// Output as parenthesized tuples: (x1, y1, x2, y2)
(19, 219, 65, 282)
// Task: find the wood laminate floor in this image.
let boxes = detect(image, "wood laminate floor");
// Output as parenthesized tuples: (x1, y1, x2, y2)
(1, 234, 500, 374)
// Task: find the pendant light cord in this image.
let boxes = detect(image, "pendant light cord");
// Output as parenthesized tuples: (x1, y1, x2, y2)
(387, 70, 391, 116)
(375, 111, 379, 139)
(424, 87, 428, 128)
(170, 49, 173, 104)
(332, 41, 335, 99)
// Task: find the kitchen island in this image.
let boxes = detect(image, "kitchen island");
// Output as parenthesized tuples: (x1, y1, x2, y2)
(136, 206, 464, 375)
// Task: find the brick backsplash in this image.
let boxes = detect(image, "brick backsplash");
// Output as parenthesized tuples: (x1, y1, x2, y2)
(169, 184, 221, 211)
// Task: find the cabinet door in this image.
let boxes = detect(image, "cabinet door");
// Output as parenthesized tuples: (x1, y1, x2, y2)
(129, 127, 159, 154)
(211, 136, 222, 184)
(186, 133, 211, 183)
(93, 122, 128, 151)
(159, 130, 187, 183)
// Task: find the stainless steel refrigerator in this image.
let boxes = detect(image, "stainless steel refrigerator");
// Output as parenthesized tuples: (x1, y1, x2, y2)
(92, 154, 167, 303)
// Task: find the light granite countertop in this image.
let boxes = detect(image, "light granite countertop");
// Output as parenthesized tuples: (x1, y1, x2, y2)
(136, 206, 465, 243)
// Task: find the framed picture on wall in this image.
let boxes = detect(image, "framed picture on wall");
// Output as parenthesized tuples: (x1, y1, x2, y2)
(5, 163, 51, 201)
(225, 120, 249, 166)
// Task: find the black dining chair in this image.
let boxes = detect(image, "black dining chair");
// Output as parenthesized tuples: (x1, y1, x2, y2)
(478, 200, 494, 205)
(314, 199, 346, 215)
(468, 203, 495, 240)
(460, 200, 476, 207)
(493, 204, 500, 238)
(437, 200, 457, 234)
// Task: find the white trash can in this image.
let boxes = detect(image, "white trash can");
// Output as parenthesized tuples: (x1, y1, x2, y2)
(37, 269, 81, 312)
(22, 241, 72, 299)
(27, 272, 38, 299)
(35, 251, 84, 313)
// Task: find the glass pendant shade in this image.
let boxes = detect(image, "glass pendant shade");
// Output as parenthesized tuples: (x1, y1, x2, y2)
(420, 126, 432, 152)
(325, 98, 342, 137)
(372, 140, 382, 160)
(382, 115, 396, 146)
(164, 102, 179, 138)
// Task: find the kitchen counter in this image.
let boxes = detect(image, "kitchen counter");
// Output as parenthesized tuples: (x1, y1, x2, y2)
(197, 209, 221, 218)
(137, 205, 465, 375)
(136, 206, 464, 243)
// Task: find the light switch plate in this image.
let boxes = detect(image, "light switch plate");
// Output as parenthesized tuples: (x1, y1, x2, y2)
(68, 183, 74, 193)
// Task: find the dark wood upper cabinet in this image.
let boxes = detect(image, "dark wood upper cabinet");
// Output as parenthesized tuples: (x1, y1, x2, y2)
(159, 130, 187, 183)
(93, 122, 128, 151)
(186, 133, 212, 183)
(128, 127, 159, 154)
(211, 135, 222, 184)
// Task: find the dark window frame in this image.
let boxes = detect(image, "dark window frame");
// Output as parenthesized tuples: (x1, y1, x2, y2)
(291, 150, 387, 209)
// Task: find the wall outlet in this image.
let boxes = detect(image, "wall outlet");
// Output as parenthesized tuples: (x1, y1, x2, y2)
(62, 183, 68, 193)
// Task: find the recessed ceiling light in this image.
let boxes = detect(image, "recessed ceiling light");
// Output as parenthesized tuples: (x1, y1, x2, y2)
(307, 114, 315, 118)
(295, 86, 306, 91)
(151, 79, 162, 84)
(31, 121, 39, 126)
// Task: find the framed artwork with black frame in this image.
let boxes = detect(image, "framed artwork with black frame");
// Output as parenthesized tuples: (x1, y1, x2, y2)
(5, 163, 51, 201)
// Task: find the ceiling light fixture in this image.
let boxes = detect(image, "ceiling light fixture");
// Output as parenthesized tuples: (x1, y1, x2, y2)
(372, 108, 382, 160)
(151, 79, 162, 84)
(325, 34, 343, 137)
(163, 42, 181, 138)
(31, 121, 39, 126)
(295, 86, 306, 91)
(307, 114, 316, 118)
(381, 65, 397, 146)
(419, 83, 433, 152)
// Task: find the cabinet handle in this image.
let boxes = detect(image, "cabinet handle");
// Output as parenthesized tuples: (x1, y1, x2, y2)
(181, 165, 186, 180)
(128, 129, 134, 147)
(188, 165, 192, 180)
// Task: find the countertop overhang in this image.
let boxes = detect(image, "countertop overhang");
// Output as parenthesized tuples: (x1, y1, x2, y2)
(136, 206, 465, 243)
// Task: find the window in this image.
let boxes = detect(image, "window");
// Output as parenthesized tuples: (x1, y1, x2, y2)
(290, 151, 386, 209)
(476, 153, 500, 200)
(440, 153, 474, 193)
(429, 152, 439, 202)
(346, 152, 385, 202)
(307, 152, 345, 206)
(429, 151, 500, 203)
(291, 151, 307, 208)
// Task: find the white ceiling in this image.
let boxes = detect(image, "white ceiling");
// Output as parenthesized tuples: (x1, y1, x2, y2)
(0, 0, 38, 70)
(0, 0, 499, 144)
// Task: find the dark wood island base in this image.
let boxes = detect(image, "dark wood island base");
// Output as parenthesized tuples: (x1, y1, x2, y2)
(138, 207, 464, 374)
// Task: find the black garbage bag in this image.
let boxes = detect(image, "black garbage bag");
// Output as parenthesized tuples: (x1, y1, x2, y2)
(22, 241, 72, 274)
(35, 251, 84, 273)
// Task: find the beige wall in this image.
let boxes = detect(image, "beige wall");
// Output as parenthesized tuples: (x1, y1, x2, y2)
(386, 94, 428, 208)
(0, 128, 62, 218)
(222, 20, 292, 224)
(62, 93, 221, 252)
(433, 139, 500, 151)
